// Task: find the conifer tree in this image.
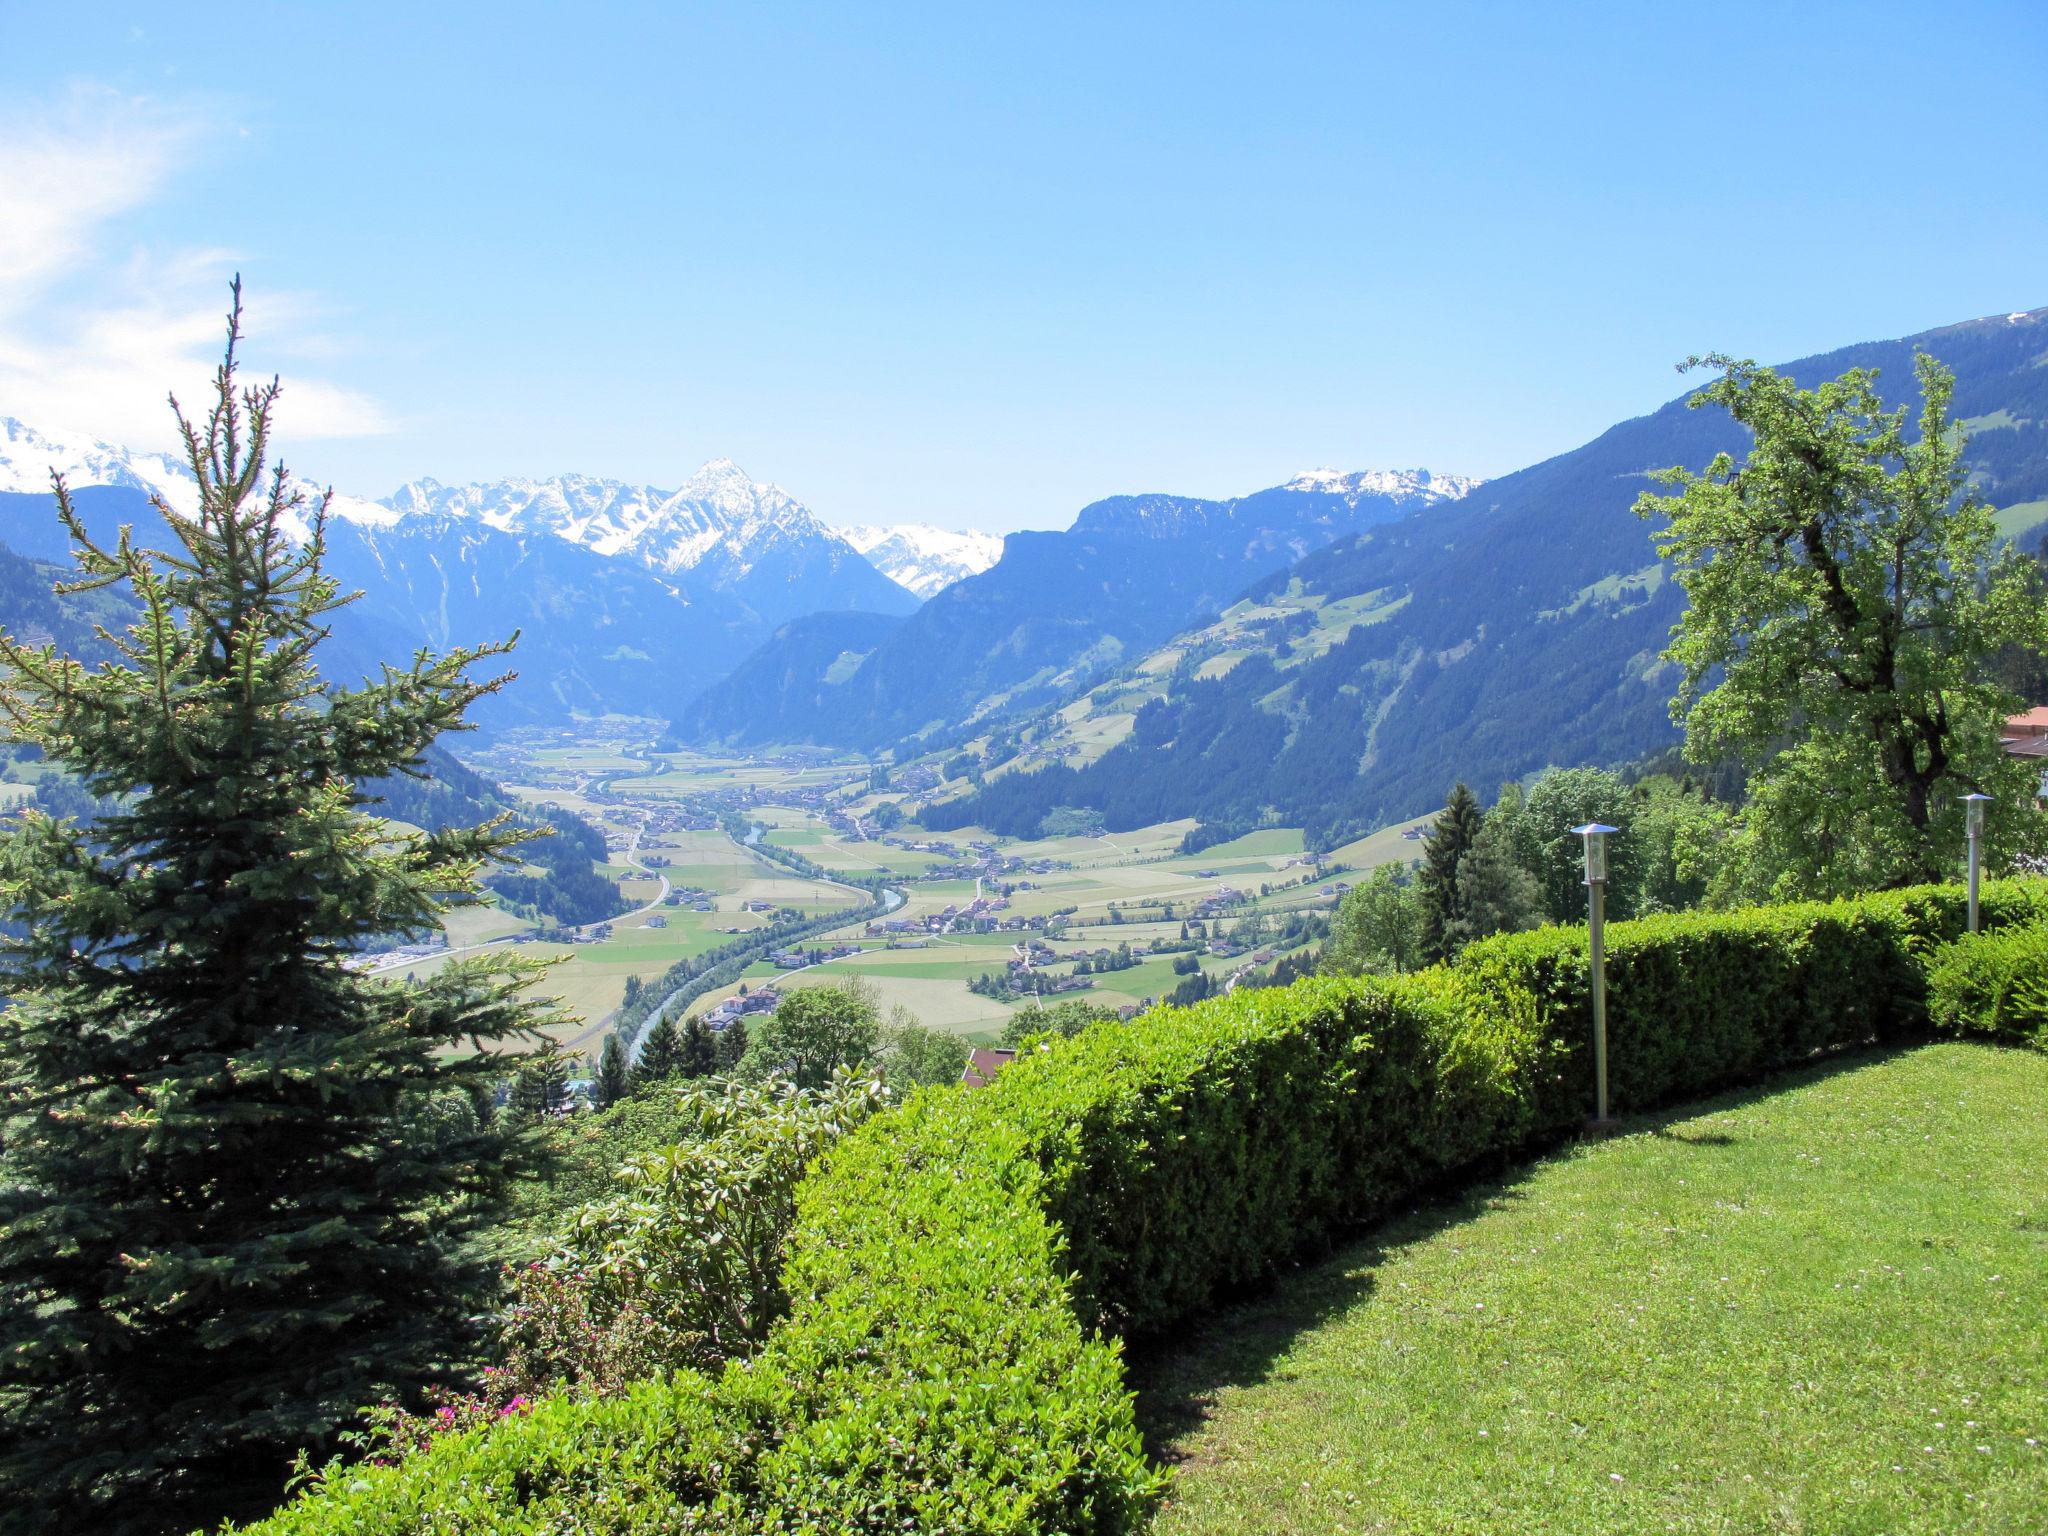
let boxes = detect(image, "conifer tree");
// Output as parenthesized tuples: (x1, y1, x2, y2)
(678, 1013, 718, 1079)
(715, 1017, 750, 1071)
(509, 1054, 569, 1119)
(635, 1013, 685, 1084)
(1417, 781, 1483, 963)
(592, 1032, 631, 1108)
(0, 284, 557, 1535)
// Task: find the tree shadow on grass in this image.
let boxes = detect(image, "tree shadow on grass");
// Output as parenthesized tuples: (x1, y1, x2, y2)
(1124, 1041, 1914, 1466)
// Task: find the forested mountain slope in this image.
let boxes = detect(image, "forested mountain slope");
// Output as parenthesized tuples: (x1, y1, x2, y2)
(926, 307, 2048, 848)
(675, 469, 1477, 749)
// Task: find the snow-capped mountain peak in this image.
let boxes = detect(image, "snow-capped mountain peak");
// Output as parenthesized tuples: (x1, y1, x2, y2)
(1282, 466, 1482, 505)
(0, 415, 398, 533)
(835, 522, 1003, 598)
(373, 461, 918, 621)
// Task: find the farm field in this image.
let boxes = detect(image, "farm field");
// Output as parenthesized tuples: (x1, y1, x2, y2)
(421, 730, 1428, 1053)
(1142, 1043, 2048, 1536)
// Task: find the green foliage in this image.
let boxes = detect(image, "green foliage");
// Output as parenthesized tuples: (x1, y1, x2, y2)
(874, 1013, 970, 1087)
(567, 1071, 891, 1370)
(1927, 921, 2048, 1047)
(508, 1086, 712, 1237)
(1418, 781, 1483, 961)
(509, 1055, 570, 1120)
(735, 979, 880, 1089)
(1638, 352, 2048, 895)
(1322, 863, 1426, 975)
(1452, 820, 1544, 946)
(677, 1014, 718, 1079)
(0, 286, 557, 1535)
(1488, 768, 1634, 921)
(714, 1017, 749, 1071)
(592, 1034, 630, 1110)
(234, 877, 2048, 1536)
(632, 1014, 684, 1085)
(1038, 803, 1107, 838)
(998, 996, 1123, 1047)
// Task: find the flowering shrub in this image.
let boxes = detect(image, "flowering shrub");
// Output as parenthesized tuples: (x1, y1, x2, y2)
(567, 1067, 892, 1366)
(353, 1260, 667, 1465)
(348, 1069, 891, 1470)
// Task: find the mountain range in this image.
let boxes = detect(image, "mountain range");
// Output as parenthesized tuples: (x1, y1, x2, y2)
(675, 467, 1479, 749)
(917, 307, 2048, 847)
(3, 304, 2043, 848)
(0, 425, 953, 726)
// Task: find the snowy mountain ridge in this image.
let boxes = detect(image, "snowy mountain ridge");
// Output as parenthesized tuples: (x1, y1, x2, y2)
(834, 522, 1003, 598)
(1280, 466, 1483, 505)
(0, 415, 400, 536)
(379, 459, 865, 584)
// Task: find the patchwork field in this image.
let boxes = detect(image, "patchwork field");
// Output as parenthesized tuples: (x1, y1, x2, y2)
(411, 731, 1428, 1055)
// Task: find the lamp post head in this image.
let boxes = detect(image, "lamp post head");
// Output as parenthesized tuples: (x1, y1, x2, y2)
(1962, 792, 1992, 840)
(1572, 822, 1620, 886)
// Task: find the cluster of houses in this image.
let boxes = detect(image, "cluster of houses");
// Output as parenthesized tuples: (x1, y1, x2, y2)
(1190, 885, 1254, 921)
(700, 986, 780, 1034)
(766, 942, 864, 970)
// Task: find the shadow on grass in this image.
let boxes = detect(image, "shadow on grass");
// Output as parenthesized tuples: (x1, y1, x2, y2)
(1124, 1041, 1913, 1466)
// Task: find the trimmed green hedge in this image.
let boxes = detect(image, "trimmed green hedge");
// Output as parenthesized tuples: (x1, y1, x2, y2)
(1928, 919, 2048, 1048)
(231, 878, 2048, 1535)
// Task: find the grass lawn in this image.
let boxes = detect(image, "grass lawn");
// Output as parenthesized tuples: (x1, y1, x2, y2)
(1142, 1043, 2048, 1536)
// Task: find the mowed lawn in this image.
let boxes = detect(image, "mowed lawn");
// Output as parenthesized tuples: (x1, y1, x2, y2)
(1143, 1043, 2048, 1536)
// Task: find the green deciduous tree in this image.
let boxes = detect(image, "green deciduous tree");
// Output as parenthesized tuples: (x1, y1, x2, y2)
(0, 284, 556, 1535)
(1321, 863, 1426, 975)
(875, 1010, 970, 1087)
(737, 979, 880, 1090)
(1638, 353, 2048, 896)
(1489, 769, 1636, 922)
(998, 997, 1120, 1047)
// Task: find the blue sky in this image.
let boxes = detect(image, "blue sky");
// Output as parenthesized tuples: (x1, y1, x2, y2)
(1, 2, 2043, 532)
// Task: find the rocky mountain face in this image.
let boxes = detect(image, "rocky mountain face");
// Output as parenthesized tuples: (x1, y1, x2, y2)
(379, 459, 918, 626)
(676, 467, 1478, 749)
(0, 433, 915, 727)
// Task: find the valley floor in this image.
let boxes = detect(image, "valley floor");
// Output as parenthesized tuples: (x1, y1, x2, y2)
(1139, 1042, 2048, 1535)
(416, 727, 1426, 1057)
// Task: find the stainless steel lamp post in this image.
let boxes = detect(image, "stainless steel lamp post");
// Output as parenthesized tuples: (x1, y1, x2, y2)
(1574, 823, 1620, 1125)
(1963, 793, 1992, 933)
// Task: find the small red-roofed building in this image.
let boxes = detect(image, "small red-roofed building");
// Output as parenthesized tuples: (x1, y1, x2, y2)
(960, 1047, 1017, 1090)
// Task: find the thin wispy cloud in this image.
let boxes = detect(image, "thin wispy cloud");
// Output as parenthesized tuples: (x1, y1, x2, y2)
(0, 83, 394, 451)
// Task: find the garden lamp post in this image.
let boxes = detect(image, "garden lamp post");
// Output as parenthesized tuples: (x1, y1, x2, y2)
(1963, 793, 1992, 933)
(1574, 823, 1620, 1126)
